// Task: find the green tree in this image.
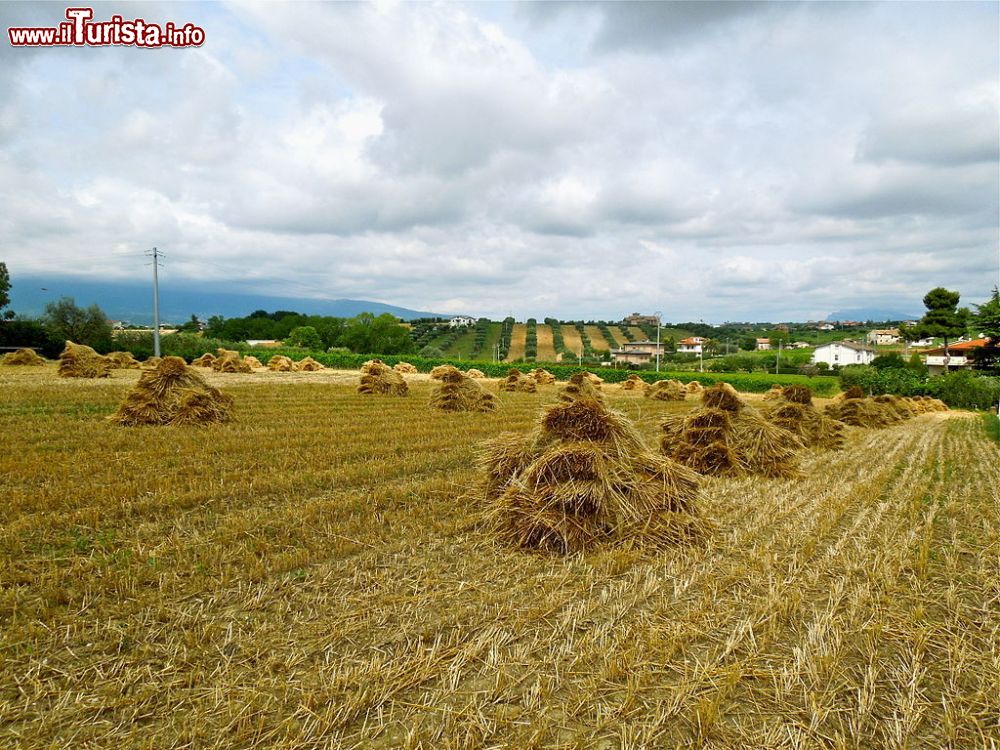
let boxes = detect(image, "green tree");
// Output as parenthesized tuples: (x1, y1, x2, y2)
(42, 297, 113, 348)
(739, 335, 757, 351)
(974, 287, 1000, 342)
(909, 287, 966, 369)
(0, 262, 12, 319)
(176, 314, 201, 333)
(286, 325, 323, 350)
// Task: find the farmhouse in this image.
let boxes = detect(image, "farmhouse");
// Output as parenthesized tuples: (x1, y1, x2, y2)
(867, 328, 901, 345)
(623, 312, 660, 327)
(677, 336, 706, 353)
(246, 339, 283, 348)
(922, 338, 987, 376)
(811, 341, 875, 367)
(448, 315, 476, 328)
(756, 338, 772, 351)
(610, 339, 665, 366)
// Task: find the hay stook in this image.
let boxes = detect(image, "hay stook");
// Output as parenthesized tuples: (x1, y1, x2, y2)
(479, 397, 702, 554)
(645, 379, 687, 401)
(429, 365, 497, 412)
(393, 362, 418, 374)
(358, 359, 409, 396)
(110, 356, 233, 427)
(267, 355, 294, 372)
(498, 368, 538, 393)
(2, 348, 46, 366)
(58, 341, 112, 379)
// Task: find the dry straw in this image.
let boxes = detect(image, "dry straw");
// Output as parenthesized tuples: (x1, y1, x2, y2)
(761, 385, 845, 450)
(531, 368, 556, 385)
(645, 379, 687, 401)
(358, 359, 408, 396)
(267, 355, 294, 372)
(110, 356, 233, 426)
(662, 383, 801, 478)
(498, 368, 537, 393)
(1, 348, 46, 366)
(242, 355, 263, 369)
(212, 349, 253, 373)
(558, 371, 605, 404)
(105, 351, 141, 370)
(466, 368, 486, 379)
(141, 356, 161, 369)
(393, 361, 418, 374)
(478, 396, 702, 554)
(58, 341, 112, 378)
(620, 374, 647, 392)
(191, 353, 216, 368)
(294, 356, 325, 372)
(685, 380, 704, 394)
(429, 365, 497, 412)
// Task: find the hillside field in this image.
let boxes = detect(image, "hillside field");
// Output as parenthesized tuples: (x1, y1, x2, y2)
(1, 365, 997, 749)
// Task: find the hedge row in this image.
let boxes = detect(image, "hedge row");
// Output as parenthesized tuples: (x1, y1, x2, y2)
(245, 348, 840, 395)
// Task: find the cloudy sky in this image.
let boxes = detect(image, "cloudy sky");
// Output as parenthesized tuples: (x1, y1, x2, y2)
(1, 1, 997, 321)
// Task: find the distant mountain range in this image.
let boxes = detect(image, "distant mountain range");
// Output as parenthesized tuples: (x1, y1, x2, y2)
(825, 308, 919, 322)
(8, 277, 446, 325)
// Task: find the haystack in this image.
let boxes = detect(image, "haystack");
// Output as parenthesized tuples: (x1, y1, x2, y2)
(662, 383, 800, 478)
(394, 361, 418, 374)
(58, 341, 111, 379)
(212, 349, 253, 374)
(583, 372, 604, 388)
(842, 385, 866, 400)
(358, 359, 408, 396)
(685, 381, 704, 395)
(466, 368, 486, 379)
(760, 385, 845, 450)
(294, 356, 325, 372)
(243, 355, 263, 369)
(531, 368, 556, 385)
(191, 353, 216, 368)
(142, 356, 161, 369)
(620, 374, 647, 392)
(2, 348, 46, 366)
(110, 356, 233, 427)
(267, 355, 294, 372)
(429, 365, 496, 412)
(824, 397, 901, 428)
(479, 397, 702, 554)
(762, 383, 785, 401)
(645, 379, 687, 401)
(498, 368, 537, 393)
(105, 351, 141, 370)
(428, 364, 454, 380)
(913, 395, 948, 412)
(558, 371, 605, 403)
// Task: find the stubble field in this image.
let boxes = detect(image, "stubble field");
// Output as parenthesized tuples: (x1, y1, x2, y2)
(1, 365, 997, 749)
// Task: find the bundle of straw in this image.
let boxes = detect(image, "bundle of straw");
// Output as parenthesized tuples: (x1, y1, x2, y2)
(498, 368, 537, 393)
(429, 365, 497, 412)
(1, 348, 45, 366)
(267, 355, 294, 372)
(191, 353, 216, 368)
(645, 379, 687, 401)
(394, 362, 418, 374)
(110, 356, 233, 426)
(105, 351, 141, 370)
(620, 374, 647, 392)
(558, 371, 605, 403)
(242, 355, 263, 369)
(58, 342, 111, 379)
(142, 356, 161, 370)
(479, 397, 702, 554)
(294, 356, 325, 372)
(685, 381, 704, 394)
(531, 368, 556, 385)
(358, 359, 408, 396)
(760, 385, 845, 450)
(466, 369, 486, 379)
(662, 383, 801, 478)
(212, 349, 253, 374)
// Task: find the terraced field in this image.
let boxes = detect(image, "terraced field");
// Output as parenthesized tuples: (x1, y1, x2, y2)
(584, 325, 613, 352)
(1, 365, 996, 749)
(535, 323, 557, 361)
(505, 323, 527, 361)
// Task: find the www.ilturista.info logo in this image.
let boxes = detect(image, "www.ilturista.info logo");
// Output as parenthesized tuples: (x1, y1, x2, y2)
(8, 7, 205, 48)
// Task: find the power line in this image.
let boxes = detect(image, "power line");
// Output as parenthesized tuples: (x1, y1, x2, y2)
(145, 247, 163, 357)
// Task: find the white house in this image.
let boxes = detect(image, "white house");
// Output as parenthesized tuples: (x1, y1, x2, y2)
(756, 338, 772, 351)
(677, 336, 706, 354)
(816, 323, 835, 331)
(812, 341, 876, 367)
(448, 315, 477, 328)
(922, 339, 987, 376)
(866, 328, 901, 345)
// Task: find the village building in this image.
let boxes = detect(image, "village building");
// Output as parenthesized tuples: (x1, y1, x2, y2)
(610, 339, 665, 366)
(811, 341, 876, 367)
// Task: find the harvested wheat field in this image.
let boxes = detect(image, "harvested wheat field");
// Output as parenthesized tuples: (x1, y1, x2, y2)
(0, 367, 997, 749)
